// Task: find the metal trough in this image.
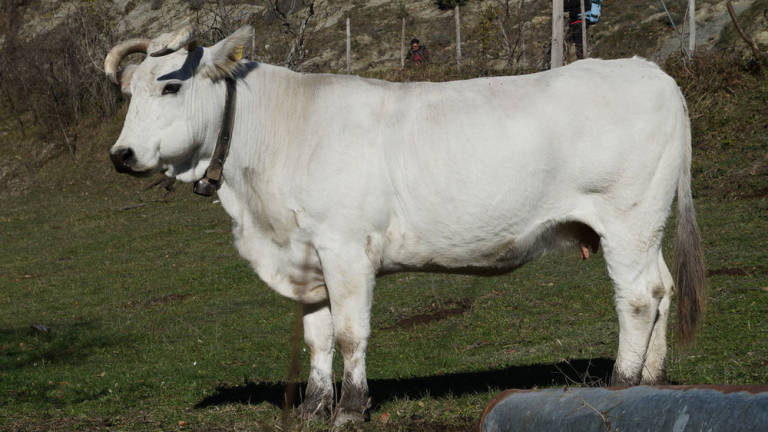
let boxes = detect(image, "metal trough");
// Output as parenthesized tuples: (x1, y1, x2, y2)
(480, 385, 768, 432)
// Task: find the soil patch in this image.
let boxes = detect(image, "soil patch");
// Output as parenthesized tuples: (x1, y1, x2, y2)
(707, 266, 768, 276)
(124, 293, 191, 309)
(146, 293, 190, 307)
(738, 188, 768, 199)
(382, 298, 473, 330)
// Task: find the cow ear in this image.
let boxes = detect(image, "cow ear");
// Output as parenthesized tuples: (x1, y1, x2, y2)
(201, 25, 254, 81)
(118, 64, 138, 95)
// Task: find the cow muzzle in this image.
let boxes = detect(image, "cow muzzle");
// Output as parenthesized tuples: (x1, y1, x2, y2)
(110, 147, 137, 174)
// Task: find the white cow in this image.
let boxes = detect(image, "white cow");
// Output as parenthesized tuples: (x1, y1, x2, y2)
(105, 26, 704, 425)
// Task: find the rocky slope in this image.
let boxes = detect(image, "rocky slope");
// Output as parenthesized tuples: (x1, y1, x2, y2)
(6, 0, 767, 73)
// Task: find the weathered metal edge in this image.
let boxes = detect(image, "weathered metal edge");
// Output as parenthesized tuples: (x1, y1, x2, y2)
(478, 384, 768, 431)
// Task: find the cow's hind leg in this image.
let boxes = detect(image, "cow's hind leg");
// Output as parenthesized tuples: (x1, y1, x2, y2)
(640, 251, 674, 384)
(298, 301, 334, 420)
(602, 233, 666, 386)
(317, 244, 374, 426)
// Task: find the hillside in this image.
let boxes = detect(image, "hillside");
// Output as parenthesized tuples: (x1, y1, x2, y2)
(1, 0, 766, 200)
(4, 0, 766, 71)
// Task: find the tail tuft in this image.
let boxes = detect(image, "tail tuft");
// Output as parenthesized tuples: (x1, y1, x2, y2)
(674, 98, 705, 346)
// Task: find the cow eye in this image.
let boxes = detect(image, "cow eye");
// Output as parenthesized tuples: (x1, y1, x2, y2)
(162, 83, 181, 95)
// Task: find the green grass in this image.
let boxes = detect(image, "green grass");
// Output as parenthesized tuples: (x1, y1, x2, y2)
(2, 154, 767, 431)
(1, 51, 767, 431)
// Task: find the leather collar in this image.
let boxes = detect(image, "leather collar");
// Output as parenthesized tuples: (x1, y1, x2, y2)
(193, 77, 237, 196)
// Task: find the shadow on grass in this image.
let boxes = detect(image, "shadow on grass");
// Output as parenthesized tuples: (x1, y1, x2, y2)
(0, 322, 124, 406)
(195, 357, 615, 410)
(0, 321, 118, 371)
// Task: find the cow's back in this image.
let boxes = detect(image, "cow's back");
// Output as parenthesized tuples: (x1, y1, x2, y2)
(372, 58, 686, 271)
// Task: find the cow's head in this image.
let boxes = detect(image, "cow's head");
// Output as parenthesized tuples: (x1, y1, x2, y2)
(105, 25, 254, 181)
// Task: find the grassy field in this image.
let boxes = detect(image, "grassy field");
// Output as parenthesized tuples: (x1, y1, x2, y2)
(1, 59, 767, 431)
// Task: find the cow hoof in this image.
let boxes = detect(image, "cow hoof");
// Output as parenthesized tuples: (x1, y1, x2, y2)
(333, 408, 366, 426)
(640, 368, 668, 386)
(610, 367, 640, 386)
(298, 396, 332, 421)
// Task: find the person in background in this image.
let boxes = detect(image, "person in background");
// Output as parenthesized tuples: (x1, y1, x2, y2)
(406, 38, 430, 66)
(564, 0, 602, 59)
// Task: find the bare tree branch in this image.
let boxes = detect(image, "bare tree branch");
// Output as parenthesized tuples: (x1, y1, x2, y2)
(283, 2, 315, 70)
(726, 0, 764, 70)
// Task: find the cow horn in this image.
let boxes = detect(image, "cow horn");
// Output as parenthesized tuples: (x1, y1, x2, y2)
(150, 25, 197, 57)
(104, 38, 150, 85)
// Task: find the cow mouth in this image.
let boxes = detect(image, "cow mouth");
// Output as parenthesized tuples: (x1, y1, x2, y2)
(120, 168, 155, 178)
(112, 162, 155, 178)
(110, 147, 156, 177)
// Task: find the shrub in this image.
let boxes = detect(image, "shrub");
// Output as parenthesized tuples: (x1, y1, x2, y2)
(0, 3, 122, 157)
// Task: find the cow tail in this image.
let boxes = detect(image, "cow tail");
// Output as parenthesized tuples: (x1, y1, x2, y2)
(674, 96, 705, 346)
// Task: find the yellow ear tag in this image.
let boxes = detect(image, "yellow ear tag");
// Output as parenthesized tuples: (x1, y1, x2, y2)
(233, 45, 244, 60)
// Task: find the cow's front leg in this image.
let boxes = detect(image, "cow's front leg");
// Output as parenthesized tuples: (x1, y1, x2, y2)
(317, 244, 375, 426)
(298, 301, 334, 420)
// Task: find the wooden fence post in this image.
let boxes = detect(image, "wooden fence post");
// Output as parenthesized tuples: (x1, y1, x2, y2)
(346, 16, 351, 74)
(580, 0, 588, 58)
(401, 17, 406, 68)
(551, 0, 563, 68)
(688, 0, 696, 56)
(455, 5, 462, 72)
(498, 15, 513, 66)
(519, 0, 527, 68)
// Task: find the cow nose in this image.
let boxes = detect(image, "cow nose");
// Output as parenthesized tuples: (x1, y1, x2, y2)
(110, 147, 134, 173)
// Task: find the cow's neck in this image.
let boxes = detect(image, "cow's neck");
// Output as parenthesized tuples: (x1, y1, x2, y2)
(224, 64, 311, 187)
(219, 64, 308, 238)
